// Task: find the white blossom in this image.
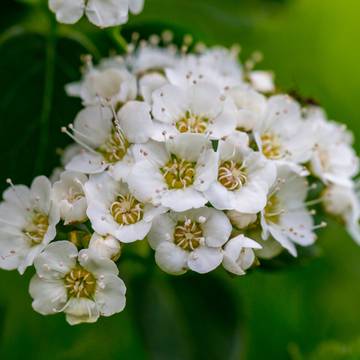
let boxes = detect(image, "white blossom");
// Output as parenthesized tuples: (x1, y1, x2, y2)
(205, 134, 276, 213)
(0, 177, 60, 274)
(254, 95, 314, 174)
(222, 235, 262, 275)
(85, 172, 164, 243)
(66, 63, 137, 107)
(323, 184, 360, 244)
(151, 83, 237, 141)
(29, 241, 126, 325)
(307, 107, 359, 187)
(64, 104, 153, 179)
(227, 85, 267, 131)
(260, 166, 317, 256)
(248, 70, 275, 93)
(148, 208, 232, 275)
(166, 47, 243, 90)
(52, 171, 88, 225)
(127, 44, 178, 75)
(128, 134, 218, 212)
(88, 233, 121, 261)
(49, 0, 144, 28)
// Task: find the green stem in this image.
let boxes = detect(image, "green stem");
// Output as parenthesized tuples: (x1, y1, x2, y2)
(34, 13, 57, 175)
(110, 26, 128, 53)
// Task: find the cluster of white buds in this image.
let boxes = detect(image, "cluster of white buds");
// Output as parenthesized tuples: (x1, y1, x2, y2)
(1, 33, 359, 325)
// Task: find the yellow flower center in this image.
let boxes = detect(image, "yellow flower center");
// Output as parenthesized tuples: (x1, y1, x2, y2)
(161, 155, 196, 189)
(174, 220, 203, 251)
(65, 267, 96, 299)
(218, 160, 247, 191)
(176, 111, 209, 134)
(264, 195, 282, 224)
(97, 130, 129, 164)
(67, 187, 84, 203)
(23, 212, 49, 245)
(110, 194, 144, 225)
(261, 133, 282, 159)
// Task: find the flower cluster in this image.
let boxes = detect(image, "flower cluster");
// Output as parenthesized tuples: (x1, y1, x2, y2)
(1, 34, 359, 325)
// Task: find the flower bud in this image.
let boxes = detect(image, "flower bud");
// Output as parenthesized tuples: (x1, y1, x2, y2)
(89, 233, 121, 261)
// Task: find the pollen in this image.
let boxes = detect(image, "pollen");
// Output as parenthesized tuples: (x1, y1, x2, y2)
(65, 267, 96, 299)
(176, 110, 209, 134)
(174, 219, 203, 251)
(161, 155, 196, 189)
(23, 212, 49, 245)
(110, 194, 144, 225)
(97, 129, 129, 164)
(264, 195, 282, 224)
(218, 160, 247, 191)
(261, 132, 282, 159)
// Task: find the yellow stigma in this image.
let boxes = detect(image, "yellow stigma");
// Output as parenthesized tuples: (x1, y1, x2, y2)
(218, 160, 247, 191)
(264, 194, 282, 224)
(110, 194, 144, 225)
(176, 111, 209, 134)
(161, 155, 196, 189)
(23, 212, 49, 245)
(261, 133, 282, 159)
(97, 130, 129, 164)
(174, 219, 203, 251)
(65, 267, 96, 299)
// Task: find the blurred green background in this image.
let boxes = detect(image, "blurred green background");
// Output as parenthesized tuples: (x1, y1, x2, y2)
(1, 0, 360, 359)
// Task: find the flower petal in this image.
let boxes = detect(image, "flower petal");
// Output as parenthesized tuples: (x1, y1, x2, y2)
(187, 247, 223, 274)
(95, 274, 126, 316)
(86, 0, 129, 27)
(155, 242, 188, 275)
(29, 275, 68, 315)
(49, 0, 85, 24)
(148, 214, 176, 249)
(117, 101, 154, 143)
(78, 249, 119, 276)
(34, 241, 78, 280)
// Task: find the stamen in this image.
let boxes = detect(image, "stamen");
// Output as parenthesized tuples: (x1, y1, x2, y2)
(61, 127, 98, 156)
(174, 219, 203, 251)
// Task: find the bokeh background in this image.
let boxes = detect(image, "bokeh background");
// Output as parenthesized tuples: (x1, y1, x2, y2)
(1, 0, 360, 359)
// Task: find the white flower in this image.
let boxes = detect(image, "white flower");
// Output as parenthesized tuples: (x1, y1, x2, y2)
(222, 235, 262, 275)
(128, 134, 218, 212)
(138, 72, 169, 104)
(49, 0, 144, 27)
(52, 171, 88, 225)
(64, 104, 153, 179)
(248, 71, 275, 93)
(127, 44, 178, 75)
(85, 172, 164, 243)
(260, 166, 317, 256)
(148, 208, 232, 275)
(323, 184, 360, 244)
(254, 95, 314, 174)
(66, 64, 137, 107)
(227, 85, 267, 131)
(307, 108, 359, 187)
(151, 83, 237, 140)
(88, 233, 121, 261)
(0, 177, 60, 274)
(205, 134, 276, 213)
(166, 48, 243, 90)
(29, 241, 126, 325)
